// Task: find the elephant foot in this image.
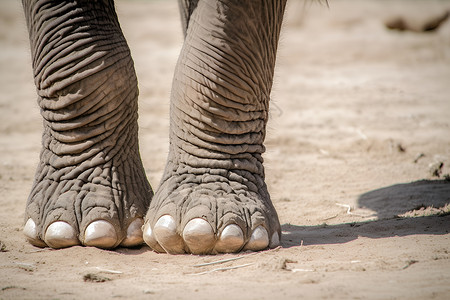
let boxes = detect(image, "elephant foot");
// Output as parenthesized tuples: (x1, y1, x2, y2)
(22, 0, 154, 250)
(24, 149, 153, 249)
(24, 218, 144, 249)
(143, 163, 281, 254)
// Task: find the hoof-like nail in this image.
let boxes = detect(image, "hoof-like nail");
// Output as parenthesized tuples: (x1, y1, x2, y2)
(243, 225, 269, 251)
(121, 218, 144, 247)
(44, 221, 79, 249)
(269, 231, 280, 248)
(153, 215, 185, 254)
(84, 220, 117, 249)
(143, 222, 165, 253)
(183, 218, 215, 254)
(23, 218, 47, 248)
(215, 224, 244, 253)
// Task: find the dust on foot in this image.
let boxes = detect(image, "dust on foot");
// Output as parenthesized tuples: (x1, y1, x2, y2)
(143, 168, 281, 254)
(24, 158, 152, 249)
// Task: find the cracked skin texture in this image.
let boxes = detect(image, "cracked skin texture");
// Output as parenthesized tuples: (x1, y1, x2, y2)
(22, 0, 153, 248)
(22, 0, 286, 254)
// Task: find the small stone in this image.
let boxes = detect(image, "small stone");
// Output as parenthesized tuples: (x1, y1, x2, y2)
(83, 273, 111, 283)
(0, 241, 7, 252)
(429, 161, 444, 178)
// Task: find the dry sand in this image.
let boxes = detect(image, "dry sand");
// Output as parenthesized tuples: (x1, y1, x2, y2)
(1, 0, 449, 299)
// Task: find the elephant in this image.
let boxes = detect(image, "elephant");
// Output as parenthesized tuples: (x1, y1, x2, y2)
(22, 0, 286, 254)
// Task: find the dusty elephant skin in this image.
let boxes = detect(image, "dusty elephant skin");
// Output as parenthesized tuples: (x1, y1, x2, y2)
(142, 0, 286, 254)
(21, 0, 154, 249)
(21, 0, 286, 254)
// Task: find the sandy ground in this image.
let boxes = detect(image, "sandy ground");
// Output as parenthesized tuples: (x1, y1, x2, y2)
(1, 0, 450, 299)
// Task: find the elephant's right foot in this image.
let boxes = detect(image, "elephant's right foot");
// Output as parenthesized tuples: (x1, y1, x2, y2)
(22, 0, 152, 250)
(24, 218, 145, 249)
(24, 146, 152, 249)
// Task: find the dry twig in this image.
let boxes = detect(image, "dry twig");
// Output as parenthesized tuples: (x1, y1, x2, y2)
(187, 263, 254, 276)
(193, 256, 247, 267)
(335, 203, 373, 218)
(94, 267, 123, 274)
(291, 268, 314, 273)
(192, 246, 281, 268)
(402, 260, 418, 270)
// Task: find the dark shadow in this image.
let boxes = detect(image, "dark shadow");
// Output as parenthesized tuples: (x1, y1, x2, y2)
(359, 180, 450, 219)
(281, 179, 450, 248)
(114, 244, 152, 255)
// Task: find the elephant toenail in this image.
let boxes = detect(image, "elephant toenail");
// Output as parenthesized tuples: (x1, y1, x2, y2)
(183, 218, 215, 254)
(153, 215, 185, 254)
(23, 218, 47, 248)
(269, 231, 280, 248)
(215, 224, 244, 253)
(44, 221, 79, 249)
(84, 220, 117, 249)
(120, 218, 144, 247)
(243, 225, 269, 251)
(143, 222, 165, 253)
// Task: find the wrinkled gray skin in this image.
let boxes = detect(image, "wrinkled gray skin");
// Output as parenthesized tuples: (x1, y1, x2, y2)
(22, 0, 286, 254)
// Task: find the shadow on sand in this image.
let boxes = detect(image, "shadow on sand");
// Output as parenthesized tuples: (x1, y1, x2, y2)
(281, 179, 450, 247)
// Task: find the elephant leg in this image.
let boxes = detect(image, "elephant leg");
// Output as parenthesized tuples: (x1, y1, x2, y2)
(22, 0, 152, 249)
(178, 0, 199, 37)
(143, 0, 287, 254)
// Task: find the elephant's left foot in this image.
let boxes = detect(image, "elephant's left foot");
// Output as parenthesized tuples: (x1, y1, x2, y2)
(143, 163, 281, 254)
